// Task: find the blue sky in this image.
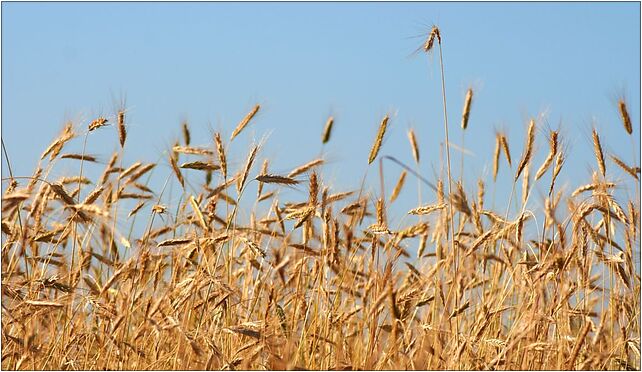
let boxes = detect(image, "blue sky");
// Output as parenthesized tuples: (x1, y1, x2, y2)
(2, 2, 640, 230)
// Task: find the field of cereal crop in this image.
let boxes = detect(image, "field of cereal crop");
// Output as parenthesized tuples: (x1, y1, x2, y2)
(2, 5, 640, 370)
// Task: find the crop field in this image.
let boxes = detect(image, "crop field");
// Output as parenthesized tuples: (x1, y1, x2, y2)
(1, 23, 640, 370)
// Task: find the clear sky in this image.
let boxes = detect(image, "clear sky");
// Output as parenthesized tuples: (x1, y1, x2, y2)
(2, 2, 640, 231)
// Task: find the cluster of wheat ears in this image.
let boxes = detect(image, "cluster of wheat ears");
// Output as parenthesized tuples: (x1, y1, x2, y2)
(1, 26, 640, 370)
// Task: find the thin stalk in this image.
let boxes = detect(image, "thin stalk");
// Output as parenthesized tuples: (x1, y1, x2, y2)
(436, 34, 460, 356)
(382, 155, 438, 192)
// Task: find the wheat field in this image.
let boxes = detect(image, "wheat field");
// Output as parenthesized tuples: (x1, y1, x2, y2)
(1, 27, 640, 370)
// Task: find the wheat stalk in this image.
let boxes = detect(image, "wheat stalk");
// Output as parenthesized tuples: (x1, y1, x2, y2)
(619, 100, 633, 135)
(389, 171, 407, 203)
(535, 130, 558, 180)
(182, 121, 191, 146)
(255, 174, 299, 185)
(515, 119, 535, 181)
(368, 114, 389, 164)
(499, 133, 512, 166)
(407, 129, 420, 164)
(214, 132, 227, 179)
(461, 88, 473, 130)
(322, 116, 334, 144)
(289, 158, 324, 178)
(117, 109, 126, 147)
(231, 104, 260, 141)
(493, 134, 501, 181)
(591, 128, 606, 178)
(610, 154, 640, 180)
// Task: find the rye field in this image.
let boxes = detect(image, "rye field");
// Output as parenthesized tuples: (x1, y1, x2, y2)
(1, 25, 640, 370)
